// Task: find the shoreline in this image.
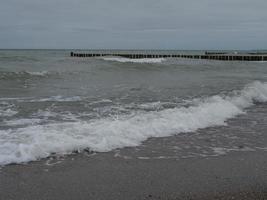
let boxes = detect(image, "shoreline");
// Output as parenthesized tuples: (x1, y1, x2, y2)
(1, 102, 267, 200)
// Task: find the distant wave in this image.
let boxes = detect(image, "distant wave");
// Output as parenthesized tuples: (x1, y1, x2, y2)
(28, 95, 82, 102)
(0, 107, 17, 117)
(0, 71, 50, 79)
(0, 81, 267, 165)
(26, 71, 49, 76)
(0, 102, 17, 117)
(101, 57, 165, 63)
(0, 95, 82, 103)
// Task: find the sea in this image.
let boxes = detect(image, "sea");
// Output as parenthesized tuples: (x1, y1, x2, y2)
(0, 49, 267, 166)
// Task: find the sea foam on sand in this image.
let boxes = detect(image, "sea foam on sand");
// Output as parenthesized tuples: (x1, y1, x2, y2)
(0, 81, 267, 165)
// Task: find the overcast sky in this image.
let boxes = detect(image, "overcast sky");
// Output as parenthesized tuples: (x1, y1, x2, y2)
(0, 0, 267, 49)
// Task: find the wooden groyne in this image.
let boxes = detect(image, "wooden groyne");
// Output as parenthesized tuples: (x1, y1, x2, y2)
(70, 52, 267, 61)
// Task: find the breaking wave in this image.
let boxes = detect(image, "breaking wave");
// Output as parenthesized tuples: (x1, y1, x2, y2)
(27, 95, 82, 102)
(0, 108, 17, 117)
(0, 81, 267, 165)
(26, 71, 49, 76)
(101, 57, 165, 63)
(0, 102, 17, 117)
(0, 95, 82, 103)
(0, 71, 50, 79)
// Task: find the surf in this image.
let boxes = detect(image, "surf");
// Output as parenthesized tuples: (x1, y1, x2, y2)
(101, 57, 165, 63)
(0, 81, 267, 165)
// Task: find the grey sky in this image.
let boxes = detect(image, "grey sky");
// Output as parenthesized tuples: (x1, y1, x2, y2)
(0, 0, 267, 49)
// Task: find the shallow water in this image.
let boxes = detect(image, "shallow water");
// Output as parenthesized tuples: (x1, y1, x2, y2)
(0, 50, 267, 165)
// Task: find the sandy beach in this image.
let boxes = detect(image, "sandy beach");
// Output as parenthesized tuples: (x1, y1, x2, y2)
(1, 150, 267, 200)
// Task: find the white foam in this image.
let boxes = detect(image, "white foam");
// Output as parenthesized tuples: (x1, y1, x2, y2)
(88, 99, 113, 105)
(102, 57, 165, 63)
(0, 102, 17, 117)
(0, 81, 267, 165)
(0, 108, 17, 117)
(3, 119, 42, 126)
(33, 110, 79, 121)
(1, 71, 50, 77)
(25, 71, 49, 76)
(136, 101, 164, 110)
(0, 96, 82, 103)
(28, 96, 82, 102)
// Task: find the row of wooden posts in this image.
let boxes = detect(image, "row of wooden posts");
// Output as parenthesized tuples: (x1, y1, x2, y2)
(70, 52, 267, 61)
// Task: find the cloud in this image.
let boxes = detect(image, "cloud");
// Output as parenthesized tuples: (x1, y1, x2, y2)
(0, 0, 267, 49)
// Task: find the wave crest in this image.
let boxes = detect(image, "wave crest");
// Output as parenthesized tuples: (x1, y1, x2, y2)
(0, 81, 267, 165)
(0, 71, 49, 79)
(101, 57, 165, 63)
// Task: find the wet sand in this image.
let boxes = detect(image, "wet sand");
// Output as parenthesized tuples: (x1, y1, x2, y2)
(1, 151, 267, 200)
(1, 104, 267, 200)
